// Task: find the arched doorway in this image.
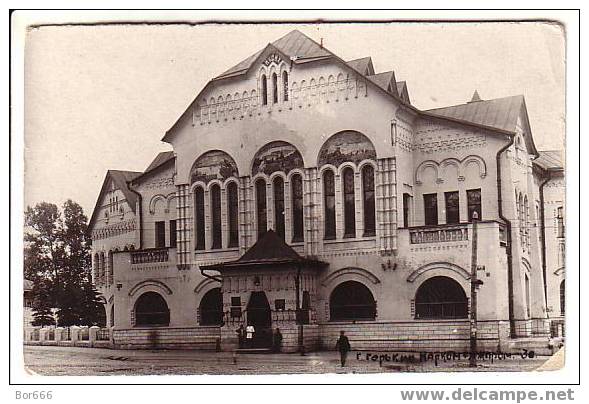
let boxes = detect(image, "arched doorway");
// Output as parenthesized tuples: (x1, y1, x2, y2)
(134, 292, 170, 327)
(329, 280, 376, 321)
(414, 276, 468, 319)
(199, 288, 223, 326)
(246, 291, 272, 348)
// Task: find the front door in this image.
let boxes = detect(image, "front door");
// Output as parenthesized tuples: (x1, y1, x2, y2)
(246, 291, 272, 348)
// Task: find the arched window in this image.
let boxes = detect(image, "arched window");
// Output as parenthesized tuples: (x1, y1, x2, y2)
(199, 288, 223, 326)
(343, 167, 356, 238)
(261, 74, 268, 105)
(110, 304, 115, 327)
(282, 71, 289, 101)
(256, 179, 267, 237)
(210, 184, 222, 249)
(99, 252, 105, 284)
(93, 253, 99, 284)
(291, 174, 304, 242)
(272, 73, 278, 104)
(560, 280, 565, 315)
(134, 292, 170, 327)
(362, 165, 375, 236)
(323, 170, 336, 239)
(227, 182, 239, 248)
(415, 276, 468, 319)
(273, 177, 285, 240)
(330, 280, 376, 321)
(194, 187, 205, 250)
(524, 195, 529, 247)
(108, 251, 114, 285)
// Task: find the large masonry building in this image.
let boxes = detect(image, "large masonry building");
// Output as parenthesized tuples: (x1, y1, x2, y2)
(88, 30, 565, 352)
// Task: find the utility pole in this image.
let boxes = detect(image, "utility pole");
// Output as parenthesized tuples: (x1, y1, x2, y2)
(469, 211, 479, 368)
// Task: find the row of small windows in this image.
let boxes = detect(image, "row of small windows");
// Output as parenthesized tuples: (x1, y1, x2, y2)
(133, 275, 468, 327)
(260, 71, 289, 106)
(421, 188, 482, 227)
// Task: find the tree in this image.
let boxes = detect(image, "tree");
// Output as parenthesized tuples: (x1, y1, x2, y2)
(24, 200, 103, 326)
(30, 279, 55, 327)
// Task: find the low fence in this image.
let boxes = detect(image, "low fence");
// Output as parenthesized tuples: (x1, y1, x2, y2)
(24, 325, 114, 347)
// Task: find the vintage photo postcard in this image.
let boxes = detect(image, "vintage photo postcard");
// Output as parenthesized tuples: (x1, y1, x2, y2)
(16, 15, 571, 379)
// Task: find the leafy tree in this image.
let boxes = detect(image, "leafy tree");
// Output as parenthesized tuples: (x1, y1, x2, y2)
(24, 200, 104, 326)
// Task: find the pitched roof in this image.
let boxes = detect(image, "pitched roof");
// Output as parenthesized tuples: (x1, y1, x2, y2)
(144, 151, 175, 173)
(88, 170, 141, 231)
(346, 57, 375, 76)
(367, 71, 398, 96)
(534, 150, 564, 171)
(396, 81, 410, 104)
(216, 30, 332, 80)
(426, 94, 526, 133)
(201, 230, 327, 270)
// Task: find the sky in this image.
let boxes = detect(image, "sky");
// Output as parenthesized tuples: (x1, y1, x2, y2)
(23, 22, 566, 218)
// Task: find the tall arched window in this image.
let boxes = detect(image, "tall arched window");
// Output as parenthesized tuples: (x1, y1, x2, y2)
(199, 288, 223, 326)
(110, 304, 115, 327)
(560, 280, 565, 315)
(134, 292, 170, 327)
(362, 165, 376, 236)
(524, 195, 529, 247)
(343, 167, 356, 238)
(108, 251, 114, 285)
(99, 252, 105, 284)
(291, 174, 304, 242)
(211, 184, 222, 249)
(261, 74, 268, 105)
(194, 187, 205, 250)
(330, 280, 376, 321)
(273, 177, 285, 240)
(93, 253, 99, 284)
(227, 182, 239, 248)
(323, 170, 336, 239)
(256, 179, 267, 237)
(272, 73, 278, 104)
(282, 71, 289, 101)
(415, 276, 468, 319)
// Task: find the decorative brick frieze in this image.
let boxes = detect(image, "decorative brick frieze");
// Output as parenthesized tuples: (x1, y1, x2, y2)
(91, 218, 136, 240)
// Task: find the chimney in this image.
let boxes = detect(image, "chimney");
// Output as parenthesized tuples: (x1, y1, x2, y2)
(468, 90, 482, 103)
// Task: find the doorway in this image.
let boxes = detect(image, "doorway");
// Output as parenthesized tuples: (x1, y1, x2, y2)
(246, 291, 272, 348)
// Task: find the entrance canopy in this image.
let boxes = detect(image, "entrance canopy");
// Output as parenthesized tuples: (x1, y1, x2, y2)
(201, 230, 328, 273)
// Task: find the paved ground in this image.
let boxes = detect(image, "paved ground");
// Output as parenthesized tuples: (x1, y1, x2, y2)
(23, 345, 552, 376)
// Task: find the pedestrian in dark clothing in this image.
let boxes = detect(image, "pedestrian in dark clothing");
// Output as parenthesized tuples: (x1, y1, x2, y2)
(273, 328, 283, 353)
(335, 330, 351, 367)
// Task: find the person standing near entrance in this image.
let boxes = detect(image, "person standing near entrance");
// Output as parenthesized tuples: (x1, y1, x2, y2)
(335, 330, 351, 367)
(273, 328, 283, 353)
(236, 324, 245, 349)
(245, 324, 255, 348)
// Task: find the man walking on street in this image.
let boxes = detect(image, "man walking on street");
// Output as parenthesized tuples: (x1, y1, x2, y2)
(335, 330, 351, 367)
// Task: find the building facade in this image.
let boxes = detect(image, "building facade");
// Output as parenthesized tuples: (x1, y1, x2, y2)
(88, 30, 565, 352)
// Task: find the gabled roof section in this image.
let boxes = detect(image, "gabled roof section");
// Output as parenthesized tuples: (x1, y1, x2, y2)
(346, 57, 375, 76)
(88, 170, 141, 231)
(534, 150, 564, 171)
(367, 71, 398, 96)
(200, 230, 328, 271)
(215, 30, 332, 80)
(396, 81, 411, 104)
(145, 151, 175, 173)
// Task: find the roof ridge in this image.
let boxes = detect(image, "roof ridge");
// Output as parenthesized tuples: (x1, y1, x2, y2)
(426, 94, 524, 112)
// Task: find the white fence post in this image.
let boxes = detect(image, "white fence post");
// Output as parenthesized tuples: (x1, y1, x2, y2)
(70, 325, 80, 345)
(89, 326, 100, 347)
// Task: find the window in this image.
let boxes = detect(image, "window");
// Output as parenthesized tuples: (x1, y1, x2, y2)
(155, 221, 166, 248)
(403, 193, 412, 228)
(211, 184, 222, 249)
(291, 174, 304, 242)
(557, 206, 564, 238)
(273, 177, 285, 240)
(467, 188, 482, 221)
(445, 191, 460, 224)
(275, 299, 286, 311)
(362, 165, 376, 236)
(199, 288, 223, 326)
(256, 179, 267, 237)
(330, 281, 376, 321)
(560, 280, 565, 315)
(525, 273, 531, 318)
(194, 187, 205, 250)
(414, 276, 467, 319)
(323, 170, 336, 239)
(227, 182, 239, 248)
(261, 74, 268, 105)
(169, 220, 177, 248)
(230, 296, 241, 318)
(343, 167, 356, 237)
(282, 71, 289, 101)
(272, 73, 278, 104)
(134, 292, 169, 327)
(423, 193, 438, 226)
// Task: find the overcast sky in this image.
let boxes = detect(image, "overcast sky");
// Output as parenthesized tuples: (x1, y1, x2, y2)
(23, 22, 565, 218)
